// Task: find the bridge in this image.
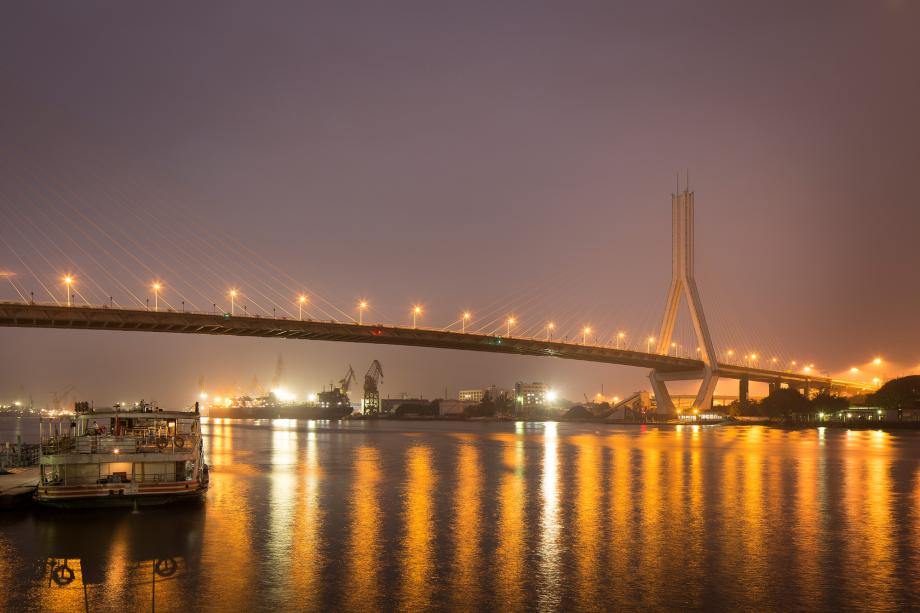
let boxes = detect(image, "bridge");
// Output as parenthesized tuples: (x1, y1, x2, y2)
(0, 188, 872, 414)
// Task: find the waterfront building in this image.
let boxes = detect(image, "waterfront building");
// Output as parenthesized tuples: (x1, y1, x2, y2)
(458, 386, 510, 403)
(514, 382, 549, 414)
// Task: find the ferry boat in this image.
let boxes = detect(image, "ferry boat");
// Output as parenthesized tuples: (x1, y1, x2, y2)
(36, 400, 209, 508)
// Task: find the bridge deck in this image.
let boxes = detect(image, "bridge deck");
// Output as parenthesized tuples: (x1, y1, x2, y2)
(0, 303, 867, 393)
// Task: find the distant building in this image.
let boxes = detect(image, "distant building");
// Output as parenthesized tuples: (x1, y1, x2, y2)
(459, 389, 486, 403)
(514, 382, 548, 413)
(458, 386, 510, 403)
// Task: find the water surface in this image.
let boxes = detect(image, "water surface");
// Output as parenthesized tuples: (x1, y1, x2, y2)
(2, 417, 920, 611)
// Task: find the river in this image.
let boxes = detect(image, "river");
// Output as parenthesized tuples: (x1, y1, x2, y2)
(1, 416, 919, 611)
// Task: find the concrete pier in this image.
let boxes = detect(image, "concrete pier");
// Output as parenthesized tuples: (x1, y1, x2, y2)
(0, 467, 39, 509)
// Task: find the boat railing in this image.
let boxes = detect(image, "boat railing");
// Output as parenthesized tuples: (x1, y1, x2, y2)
(41, 433, 200, 456)
(41, 473, 199, 486)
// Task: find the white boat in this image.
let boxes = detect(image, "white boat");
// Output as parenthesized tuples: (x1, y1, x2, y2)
(36, 401, 209, 508)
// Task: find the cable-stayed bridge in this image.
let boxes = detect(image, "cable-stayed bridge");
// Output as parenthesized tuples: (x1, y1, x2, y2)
(0, 189, 873, 413)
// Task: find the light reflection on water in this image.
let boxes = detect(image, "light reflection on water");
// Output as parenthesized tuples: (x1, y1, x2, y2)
(2, 418, 920, 611)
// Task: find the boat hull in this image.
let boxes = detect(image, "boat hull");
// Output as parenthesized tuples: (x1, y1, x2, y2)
(35, 480, 208, 509)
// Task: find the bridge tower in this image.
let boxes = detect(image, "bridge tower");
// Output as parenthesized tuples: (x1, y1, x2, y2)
(649, 189, 719, 415)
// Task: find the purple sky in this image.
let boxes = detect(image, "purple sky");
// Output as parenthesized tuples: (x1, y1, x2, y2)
(1, 1, 918, 407)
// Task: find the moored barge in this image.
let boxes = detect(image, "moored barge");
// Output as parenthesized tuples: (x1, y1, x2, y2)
(36, 401, 209, 508)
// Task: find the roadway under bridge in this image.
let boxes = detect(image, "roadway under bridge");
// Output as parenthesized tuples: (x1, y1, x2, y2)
(0, 302, 868, 397)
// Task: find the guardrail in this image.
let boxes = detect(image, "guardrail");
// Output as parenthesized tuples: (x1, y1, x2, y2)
(41, 434, 199, 456)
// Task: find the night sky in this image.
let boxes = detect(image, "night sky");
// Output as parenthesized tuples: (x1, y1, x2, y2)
(1, 1, 918, 408)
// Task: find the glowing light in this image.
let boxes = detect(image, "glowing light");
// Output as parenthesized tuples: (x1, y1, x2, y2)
(199, 392, 208, 400)
(873, 357, 882, 365)
(506, 316, 516, 336)
(357, 300, 368, 325)
(307, 393, 318, 403)
(272, 388, 295, 402)
(152, 281, 162, 311)
(412, 304, 423, 328)
(462, 311, 471, 333)
(63, 275, 75, 307)
(850, 367, 859, 373)
(545, 390, 558, 402)
(583, 326, 592, 344)
(113, 448, 120, 455)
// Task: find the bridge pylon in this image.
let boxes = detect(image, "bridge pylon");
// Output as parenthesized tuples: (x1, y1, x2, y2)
(649, 189, 718, 415)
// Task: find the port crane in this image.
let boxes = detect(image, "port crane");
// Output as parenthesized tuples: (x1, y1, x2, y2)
(362, 360, 384, 415)
(338, 365, 356, 394)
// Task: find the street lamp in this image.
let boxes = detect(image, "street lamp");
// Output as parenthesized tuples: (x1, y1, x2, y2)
(462, 311, 471, 333)
(727, 349, 735, 363)
(546, 322, 555, 341)
(873, 357, 882, 366)
(506, 316, 516, 337)
(671, 341, 677, 356)
(583, 326, 592, 345)
(298, 295, 307, 320)
(229, 289, 238, 315)
(152, 282, 162, 312)
(412, 304, 423, 329)
(617, 331, 626, 349)
(357, 300, 368, 325)
(63, 275, 74, 307)
(647, 336, 655, 353)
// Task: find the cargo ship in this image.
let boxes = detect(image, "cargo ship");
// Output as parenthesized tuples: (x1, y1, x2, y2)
(206, 366, 356, 420)
(35, 400, 209, 508)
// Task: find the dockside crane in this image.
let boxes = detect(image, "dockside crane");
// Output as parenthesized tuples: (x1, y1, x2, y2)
(363, 360, 384, 415)
(338, 365, 356, 394)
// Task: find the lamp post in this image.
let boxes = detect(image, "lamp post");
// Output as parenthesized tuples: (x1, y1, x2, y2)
(583, 326, 591, 345)
(617, 331, 625, 349)
(462, 312, 471, 333)
(546, 322, 555, 341)
(647, 336, 655, 354)
(298, 295, 307, 321)
(412, 305, 422, 329)
(506, 316, 515, 337)
(358, 301, 367, 325)
(63, 275, 74, 307)
(152, 282, 161, 312)
(229, 289, 238, 315)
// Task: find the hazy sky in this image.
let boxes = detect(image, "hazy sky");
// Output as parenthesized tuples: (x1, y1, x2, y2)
(1, 1, 918, 407)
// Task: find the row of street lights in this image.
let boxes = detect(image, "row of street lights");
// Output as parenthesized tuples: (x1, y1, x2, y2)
(52, 276, 888, 383)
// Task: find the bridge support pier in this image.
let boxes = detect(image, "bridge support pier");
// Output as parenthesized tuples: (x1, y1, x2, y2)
(739, 376, 750, 410)
(650, 188, 719, 418)
(649, 368, 719, 417)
